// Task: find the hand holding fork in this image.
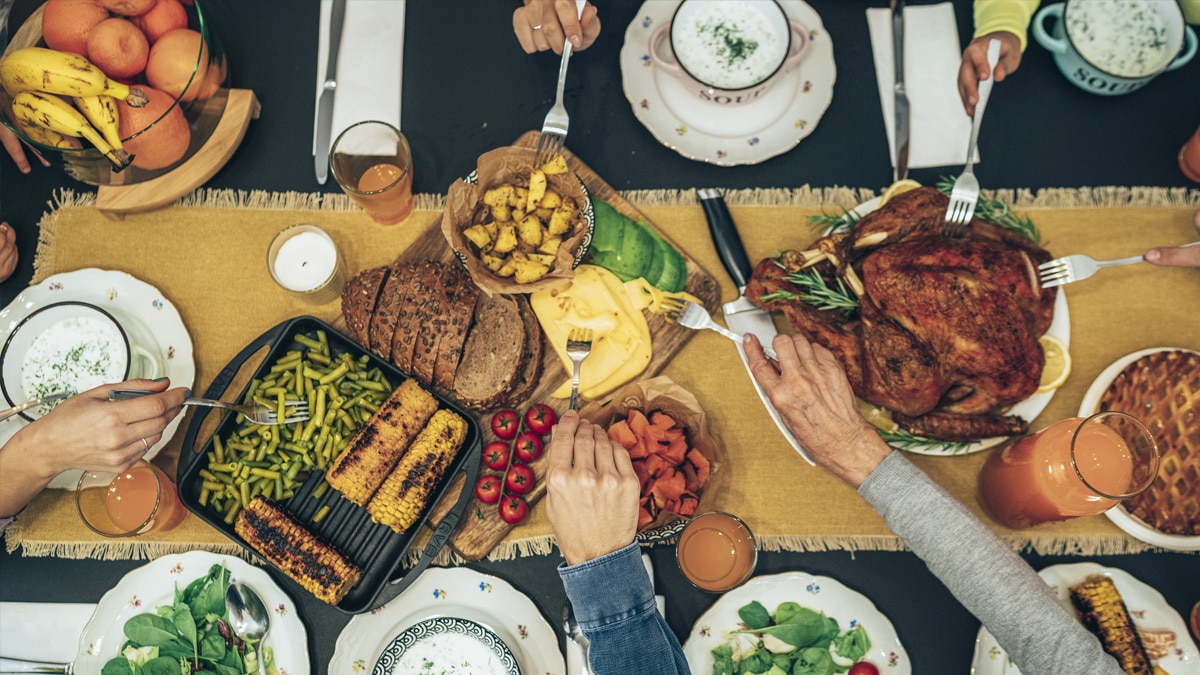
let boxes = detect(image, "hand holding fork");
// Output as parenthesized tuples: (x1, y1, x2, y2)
(534, 0, 587, 167)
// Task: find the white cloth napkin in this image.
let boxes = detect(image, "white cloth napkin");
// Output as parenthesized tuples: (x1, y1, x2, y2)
(312, 0, 406, 158)
(565, 554, 665, 675)
(0, 602, 96, 663)
(866, 2, 977, 170)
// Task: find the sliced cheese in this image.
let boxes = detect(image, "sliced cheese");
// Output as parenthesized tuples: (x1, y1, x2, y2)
(530, 265, 652, 400)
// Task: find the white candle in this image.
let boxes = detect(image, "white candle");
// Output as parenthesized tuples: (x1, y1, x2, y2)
(272, 231, 338, 292)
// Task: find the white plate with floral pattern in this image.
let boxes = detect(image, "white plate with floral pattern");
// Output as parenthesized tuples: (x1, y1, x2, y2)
(74, 551, 309, 675)
(0, 268, 195, 488)
(971, 563, 1199, 674)
(620, 0, 836, 166)
(329, 567, 564, 675)
(682, 571, 910, 674)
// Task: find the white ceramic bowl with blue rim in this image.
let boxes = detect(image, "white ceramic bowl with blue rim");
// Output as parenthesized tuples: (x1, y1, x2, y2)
(372, 617, 520, 675)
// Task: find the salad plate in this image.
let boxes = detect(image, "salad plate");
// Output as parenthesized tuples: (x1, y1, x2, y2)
(74, 551, 309, 675)
(329, 567, 563, 675)
(814, 196, 1070, 457)
(971, 563, 1199, 674)
(620, 0, 836, 166)
(373, 617, 519, 675)
(0, 268, 195, 488)
(682, 571, 910, 674)
(1078, 347, 1200, 551)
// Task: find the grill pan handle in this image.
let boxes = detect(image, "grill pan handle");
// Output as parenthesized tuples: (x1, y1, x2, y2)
(178, 317, 297, 479)
(370, 438, 482, 609)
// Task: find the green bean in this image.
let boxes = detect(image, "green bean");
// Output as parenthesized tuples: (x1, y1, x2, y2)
(312, 505, 331, 524)
(294, 334, 323, 351)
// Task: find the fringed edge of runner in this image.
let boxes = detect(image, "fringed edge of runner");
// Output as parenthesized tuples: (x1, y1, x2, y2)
(5, 536, 249, 561)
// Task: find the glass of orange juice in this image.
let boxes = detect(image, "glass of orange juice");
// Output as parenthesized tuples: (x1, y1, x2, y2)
(330, 121, 414, 225)
(76, 459, 187, 536)
(676, 511, 757, 592)
(977, 411, 1159, 529)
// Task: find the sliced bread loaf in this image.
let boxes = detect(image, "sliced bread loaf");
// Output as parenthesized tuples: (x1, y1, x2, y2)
(453, 293, 527, 410)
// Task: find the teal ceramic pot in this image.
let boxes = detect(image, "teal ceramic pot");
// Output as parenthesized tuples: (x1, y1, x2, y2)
(1032, 0, 1197, 96)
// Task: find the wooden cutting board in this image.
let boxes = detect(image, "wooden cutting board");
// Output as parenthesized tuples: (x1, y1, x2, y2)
(339, 131, 721, 561)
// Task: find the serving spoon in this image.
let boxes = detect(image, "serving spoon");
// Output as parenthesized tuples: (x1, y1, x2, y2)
(225, 582, 271, 675)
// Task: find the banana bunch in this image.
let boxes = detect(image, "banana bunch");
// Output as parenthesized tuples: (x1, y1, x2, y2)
(0, 48, 148, 106)
(11, 91, 132, 170)
(14, 118, 82, 150)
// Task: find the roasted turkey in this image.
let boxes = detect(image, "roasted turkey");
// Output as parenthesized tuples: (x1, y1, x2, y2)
(746, 187, 1057, 442)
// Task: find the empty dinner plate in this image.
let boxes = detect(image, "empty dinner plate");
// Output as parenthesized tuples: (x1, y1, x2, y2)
(373, 617, 520, 675)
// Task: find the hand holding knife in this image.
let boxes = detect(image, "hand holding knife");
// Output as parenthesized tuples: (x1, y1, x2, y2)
(891, 0, 909, 181)
(314, 0, 347, 185)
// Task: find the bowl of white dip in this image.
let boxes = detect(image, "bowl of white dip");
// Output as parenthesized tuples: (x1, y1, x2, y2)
(649, 0, 812, 106)
(0, 301, 157, 422)
(1032, 0, 1198, 95)
(373, 617, 520, 675)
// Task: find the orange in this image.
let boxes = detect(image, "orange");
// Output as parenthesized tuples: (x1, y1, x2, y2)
(42, 0, 110, 57)
(132, 0, 189, 44)
(145, 28, 215, 102)
(87, 18, 149, 80)
(118, 85, 190, 170)
(100, 0, 156, 16)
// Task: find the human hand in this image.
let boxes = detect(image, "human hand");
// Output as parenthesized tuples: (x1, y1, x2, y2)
(0, 123, 50, 175)
(545, 409, 641, 566)
(1144, 210, 1200, 267)
(0, 223, 17, 283)
(744, 333, 892, 488)
(14, 378, 189, 479)
(513, 0, 600, 55)
(957, 31, 1023, 116)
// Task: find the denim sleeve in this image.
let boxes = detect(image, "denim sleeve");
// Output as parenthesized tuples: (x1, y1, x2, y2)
(559, 542, 691, 675)
(859, 452, 1122, 675)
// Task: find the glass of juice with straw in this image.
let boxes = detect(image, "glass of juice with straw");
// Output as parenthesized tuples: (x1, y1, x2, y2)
(76, 459, 187, 536)
(330, 121, 414, 225)
(676, 511, 757, 592)
(977, 411, 1159, 529)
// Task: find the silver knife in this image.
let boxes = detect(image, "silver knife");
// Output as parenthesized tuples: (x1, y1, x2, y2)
(891, 0, 909, 182)
(314, 0, 347, 185)
(697, 189, 813, 465)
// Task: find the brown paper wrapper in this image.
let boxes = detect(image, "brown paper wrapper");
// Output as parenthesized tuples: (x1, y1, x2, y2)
(578, 375, 726, 533)
(442, 146, 590, 295)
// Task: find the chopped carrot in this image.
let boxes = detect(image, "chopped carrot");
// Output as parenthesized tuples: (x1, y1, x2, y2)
(629, 436, 650, 459)
(650, 411, 677, 429)
(632, 459, 650, 490)
(649, 469, 686, 506)
(608, 420, 637, 450)
(687, 449, 710, 487)
(643, 423, 669, 448)
(644, 453, 671, 478)
(663, 427, 684, 443)
(662, 436, 688, 465)
(682, 463, 700, 493)
(677, 492, 698, 517)
(628, 409, 650, 437)
(637, 505, 655, 530)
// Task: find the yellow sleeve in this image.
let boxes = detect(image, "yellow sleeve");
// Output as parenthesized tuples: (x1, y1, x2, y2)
(973, 0, 1042, 51)
(1182, 0, 1200, 25)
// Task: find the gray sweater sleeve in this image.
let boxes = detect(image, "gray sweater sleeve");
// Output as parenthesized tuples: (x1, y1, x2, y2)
(858, 452, 1122, 675)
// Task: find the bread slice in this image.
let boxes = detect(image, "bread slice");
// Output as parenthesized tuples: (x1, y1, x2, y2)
(407, 262, 450, 386)
(453, 293, 526, 410)
(341, 265, 390, 349)
(505, 296, 545, 405)
(368, 261, 416, 360)
(432, 266, 481, 391)
(387, 263, 427, 373)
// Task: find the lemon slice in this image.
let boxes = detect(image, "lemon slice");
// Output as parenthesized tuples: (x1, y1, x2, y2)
(879, 179, 922, 206)
(856, 398, 899, 433)
(1037, 334, 1071, 393)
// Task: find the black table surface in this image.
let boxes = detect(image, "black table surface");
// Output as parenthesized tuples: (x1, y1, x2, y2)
(1, 1, 1198, 672)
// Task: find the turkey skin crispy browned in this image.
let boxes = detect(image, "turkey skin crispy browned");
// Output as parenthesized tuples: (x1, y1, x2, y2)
(746, 187, 1057, 442)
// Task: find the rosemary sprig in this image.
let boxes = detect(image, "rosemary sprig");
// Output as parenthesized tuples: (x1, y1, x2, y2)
(936, 176, 1043, 244)
(807, 207, 861, 234)
(876, 427, 973, 454)
(760, 269, 858, 315)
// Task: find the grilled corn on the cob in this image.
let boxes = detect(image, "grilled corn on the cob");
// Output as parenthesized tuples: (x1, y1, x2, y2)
(1069, 575, 1155, 675)
(326, 379, 439, 505)
(367, 409, 468, 533)
(235, 495, 362, 605)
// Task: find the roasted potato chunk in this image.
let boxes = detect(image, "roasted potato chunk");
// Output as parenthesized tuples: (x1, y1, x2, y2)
(518, 215, 544, 247)
(540, 155, 569, 174)
(494, 224, 518, 254)
(526, 170, 547, 211)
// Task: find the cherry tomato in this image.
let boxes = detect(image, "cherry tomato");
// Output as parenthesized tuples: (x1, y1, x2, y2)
(848, 663, 879, 675)
(490, 408, 520, 440)
(513, 431, 544, 463)
(504, 463, 536, 495)
(499, 494, 529, 524)
(483, 441, 511, 471)
(523, 403, 557, 435)
(473, 475, 502, 505)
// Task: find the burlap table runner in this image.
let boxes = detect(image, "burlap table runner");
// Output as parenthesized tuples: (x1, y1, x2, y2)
(7, 186, 1199, 561)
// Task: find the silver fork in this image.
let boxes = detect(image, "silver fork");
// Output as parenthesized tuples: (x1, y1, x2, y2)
(565, 327, 593, 411)
(533, 0, 587, 168)
(108, 389, 310, 425)
(944, 38, 1001, 238)
(1037, 243, 1200, 288)
(666, 301, 778, 360)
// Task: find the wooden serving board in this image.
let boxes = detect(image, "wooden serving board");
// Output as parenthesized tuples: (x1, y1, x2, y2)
(341, 131, 720, 561)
